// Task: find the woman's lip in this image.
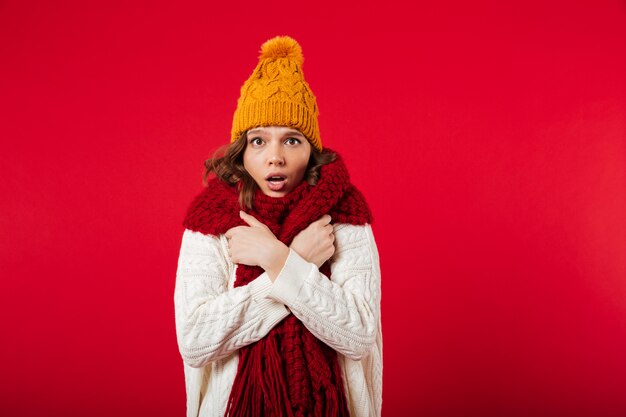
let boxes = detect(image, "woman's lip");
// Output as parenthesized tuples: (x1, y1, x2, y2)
(266, 178, 287, 191)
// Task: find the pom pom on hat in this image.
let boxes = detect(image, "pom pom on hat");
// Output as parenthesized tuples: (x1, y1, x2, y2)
(259, 35, 304, 66)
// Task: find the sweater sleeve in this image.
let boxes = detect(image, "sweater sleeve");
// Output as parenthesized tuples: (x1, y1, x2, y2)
(267, 223, 382, 361)
(174, 228, 291, 368)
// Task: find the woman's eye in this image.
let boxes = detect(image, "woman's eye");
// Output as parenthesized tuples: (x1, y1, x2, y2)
(286, 137, 301, 145)
(250, 137, 263, 145)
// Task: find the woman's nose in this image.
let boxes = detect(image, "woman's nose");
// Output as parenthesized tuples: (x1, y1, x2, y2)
(269, 154, 284, 166)
(268, 144, 285, 165)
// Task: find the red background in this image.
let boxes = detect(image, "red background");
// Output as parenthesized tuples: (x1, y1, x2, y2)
(1, 1, 625, 416)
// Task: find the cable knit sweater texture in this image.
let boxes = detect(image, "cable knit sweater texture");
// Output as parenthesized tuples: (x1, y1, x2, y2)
(174, 219, 383, 417)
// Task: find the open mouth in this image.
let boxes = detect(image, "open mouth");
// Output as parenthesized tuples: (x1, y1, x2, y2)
(265, 173, 287, 182)
(265, 174, 288, 191)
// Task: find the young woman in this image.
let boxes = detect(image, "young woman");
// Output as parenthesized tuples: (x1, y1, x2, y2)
(174, 35, 382, 417)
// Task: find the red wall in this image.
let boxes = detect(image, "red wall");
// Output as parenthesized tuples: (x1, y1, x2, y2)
(1, 1, 625, 416)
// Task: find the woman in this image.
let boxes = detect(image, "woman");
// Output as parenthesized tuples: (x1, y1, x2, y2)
(174, 35, 382, 417)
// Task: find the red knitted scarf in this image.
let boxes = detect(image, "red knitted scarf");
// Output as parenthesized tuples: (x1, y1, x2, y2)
(182, 148, 373, 417)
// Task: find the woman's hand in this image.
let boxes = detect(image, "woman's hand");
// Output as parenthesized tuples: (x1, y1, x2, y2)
(225, 211, 288, 273)
(290, 214, 335, 268)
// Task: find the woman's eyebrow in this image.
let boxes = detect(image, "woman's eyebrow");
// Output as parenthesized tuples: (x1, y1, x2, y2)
(284, 130, 304, 137)
(247, 128, 304, 137)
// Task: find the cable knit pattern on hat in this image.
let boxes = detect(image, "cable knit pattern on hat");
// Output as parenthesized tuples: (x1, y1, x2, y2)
(230, 36, 323, 152)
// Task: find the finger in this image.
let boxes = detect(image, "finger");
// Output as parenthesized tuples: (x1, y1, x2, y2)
(225, 226, 243, 238)
(317, 214, 332, 225)
(240, 210, 265, 228)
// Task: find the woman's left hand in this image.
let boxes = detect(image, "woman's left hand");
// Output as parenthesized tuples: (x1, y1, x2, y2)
(225, 211, 286, 269)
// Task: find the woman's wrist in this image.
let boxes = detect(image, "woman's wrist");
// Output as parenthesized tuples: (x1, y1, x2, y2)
(263, 240, 290, 282)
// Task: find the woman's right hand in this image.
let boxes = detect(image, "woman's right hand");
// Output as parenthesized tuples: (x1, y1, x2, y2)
(290, 214, 335, 268)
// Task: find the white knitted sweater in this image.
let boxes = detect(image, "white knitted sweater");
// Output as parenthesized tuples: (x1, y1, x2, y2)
(174, 222, 383, 417)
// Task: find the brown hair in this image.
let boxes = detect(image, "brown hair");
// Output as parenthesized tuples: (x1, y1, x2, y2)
(202, 131, 337, 210)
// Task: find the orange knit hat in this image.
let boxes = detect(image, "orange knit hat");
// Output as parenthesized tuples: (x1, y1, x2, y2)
(230, 36, 322, 152)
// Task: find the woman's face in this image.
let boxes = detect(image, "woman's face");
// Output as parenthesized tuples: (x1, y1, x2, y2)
(243, 125, 312, 197)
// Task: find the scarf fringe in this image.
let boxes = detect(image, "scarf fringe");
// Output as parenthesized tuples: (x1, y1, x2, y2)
(225, 332, 296, 417)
